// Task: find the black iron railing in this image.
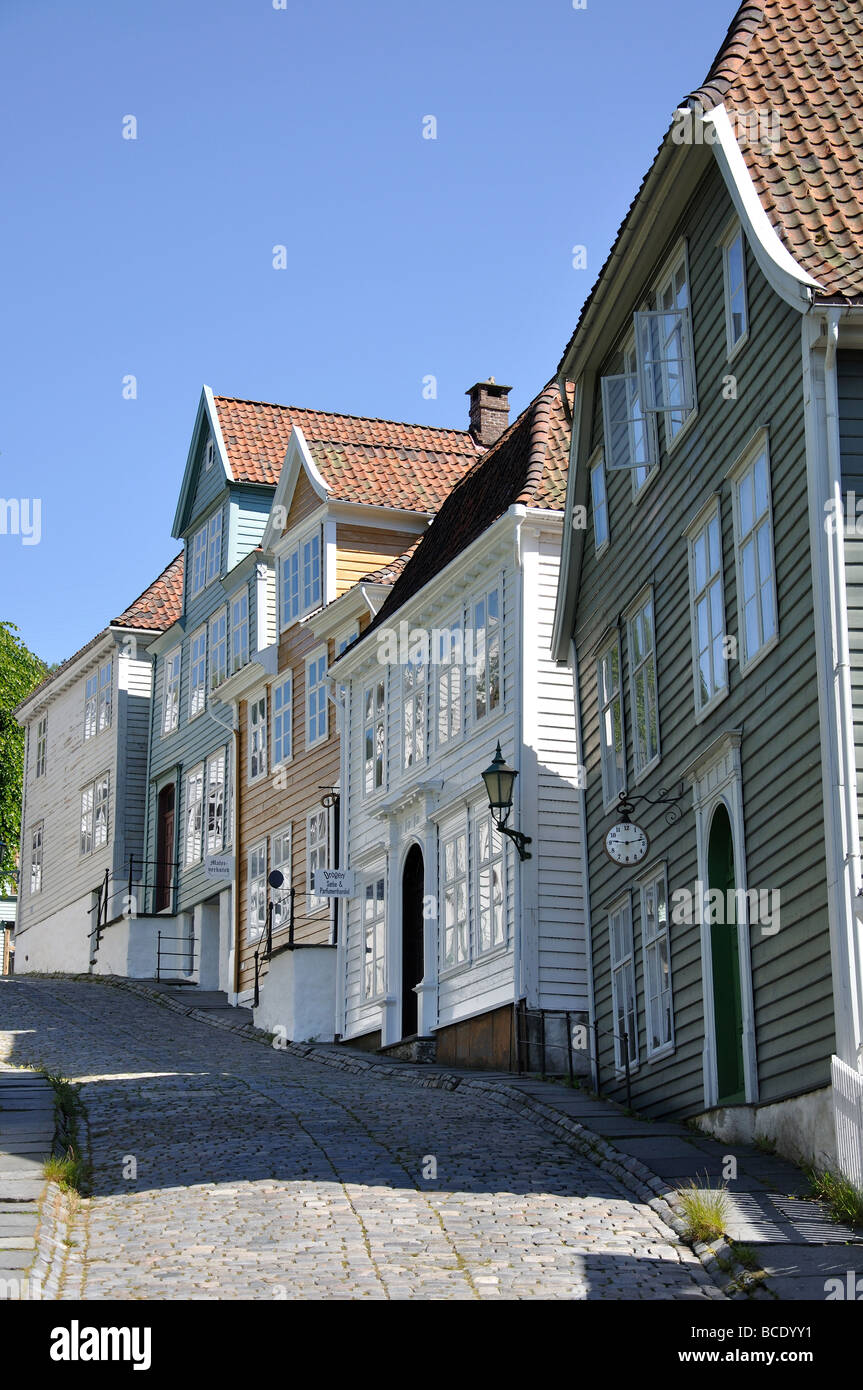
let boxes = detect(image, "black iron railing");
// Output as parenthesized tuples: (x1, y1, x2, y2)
(88, 857, 180, 938)
(514, 1002, 635, 1108)
(156, 926, 197, 982)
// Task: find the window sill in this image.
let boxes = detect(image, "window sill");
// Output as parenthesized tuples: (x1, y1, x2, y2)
(645, 1042, 676, 1064)
(739, 631, 779, 680)
(632, 467, 660, 506)
(693, 684, 729, 725)
(594, 537, 610, 561)
(726, 330, 749, 366)
(633, 755, 661, 787)
(665, 406, 698, 457)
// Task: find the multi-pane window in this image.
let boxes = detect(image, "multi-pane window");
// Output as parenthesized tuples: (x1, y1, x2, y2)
(84, 673, 98, 739)
(474, 588, 501, 721)
(688, 505, 727, 712)
(306, 650, 327, 748)
(248, 841, 267, 942)
(30, 823, 43, 893)
(732, 436, 777, 669)
(307, 809, 328, 912)
(722, 221, 748, 355)
(601, 336, 658, 481)
(363, 875, 385, 999)
(442, 830, 468, 969)
(184, 765, 204, 865)
(189, 628, 207, 719)
(637, 247, 696, 443)
(597, 639, 625, 805)
(627, 592, 659, 775)
(476, 812, 505, 954)
(80, 775, 109, 856)
(403, 654, 426, 768)
(209, 607, 227, 691)
(590, 453, 609, 551)
(35, 716, 47, 778)
(610, 897, 638, 1069)
(206, 508, 222, 585)
(436, 625, 462, 747)
(363, 681, 385, 795)
(231, 590, 250, 673)
(271, 827, 291, 931)
(273, 673, 293, 767)
(191, 511, 222, 596)
(97, 660, 112, 732)
(162, 647, 181, 734)
(205, 751, 226, 856)
(280, 531, 322, 628)
(249, 693, 267, 782)
(641, 868, 673, 1056)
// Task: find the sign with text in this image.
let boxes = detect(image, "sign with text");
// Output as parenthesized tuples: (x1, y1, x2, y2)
(204, 854, 234, 882)
(313, 868, 354, 898)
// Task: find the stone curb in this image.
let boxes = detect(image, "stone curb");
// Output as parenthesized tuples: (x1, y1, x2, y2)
(69, 973, 776, 1300)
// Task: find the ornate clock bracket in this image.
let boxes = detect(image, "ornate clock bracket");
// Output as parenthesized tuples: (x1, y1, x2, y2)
(614, 783, 686, 828)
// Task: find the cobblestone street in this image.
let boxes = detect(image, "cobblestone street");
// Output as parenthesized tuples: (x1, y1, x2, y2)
(0, 977, 717, 1300)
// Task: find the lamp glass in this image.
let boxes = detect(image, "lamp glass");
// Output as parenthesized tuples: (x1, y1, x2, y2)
(482, 743, 517, 813)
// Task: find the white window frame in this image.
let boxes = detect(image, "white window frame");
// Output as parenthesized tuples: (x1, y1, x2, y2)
(597, 634, 626, 809)
(248, 691, 268, 783)
(209, 606, 227, 692)
(204, 435, 215, 471)
(626, 588, 660, 780)
(230, 588, 250, 674)
(279, 526, 322, 630)
(474, 808, 506, 956)
(720, 218, 748, 360)
(435, 622, 463, 748)
(97, 660, 112, 733)
(270, 826, 292, 932)
(205, 749, 226, 856)
(363, 873, 386, 1000)
(307, 807, 329, 914)
(184, 764, 204, 866)
(206, 508, 223, 585)
(189, 627, 207, 720)
(589, 449, 609, 553)
(624, 334, 659, 498)
(30, 822, 43, 893)
(600, 332, 659, 481)
(441, 824, 469, 971)
(363, 677, 386, 796)
(162, 646, 181, 735)
(190, 509, 222, 597)
(473, 586, 501, 722)
(35, 716, 47, 778)
(685, 497, 728, 718)
(247, 840, 267, 943)
(729, 430, 778, 675)
(639, 864, 674, 1060)
(272, 672, 293, 768)
(306, 648, 328, 749)
(84, 671, 98, 740)
(609, 894, 638, 1071)
(402, 651, 427, 769)
(636, 240, 697, 450)
(80, 774, 110, 857)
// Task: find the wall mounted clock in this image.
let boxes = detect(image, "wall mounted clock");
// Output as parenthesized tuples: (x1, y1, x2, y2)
(604, 820, 649, 866)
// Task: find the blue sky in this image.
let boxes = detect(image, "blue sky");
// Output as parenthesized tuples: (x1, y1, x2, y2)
(0, 0, 728, 664)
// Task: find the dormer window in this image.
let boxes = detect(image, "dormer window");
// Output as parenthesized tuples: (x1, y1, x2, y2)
(279, 526, 323, 630)
(204, 435, 215, 470)
(190, 507, 223, 598)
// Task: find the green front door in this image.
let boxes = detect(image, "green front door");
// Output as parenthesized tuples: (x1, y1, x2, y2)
(707, 804, 745, 1103)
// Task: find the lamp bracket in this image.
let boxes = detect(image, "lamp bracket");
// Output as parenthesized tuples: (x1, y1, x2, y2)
(615, 784, 685, 828)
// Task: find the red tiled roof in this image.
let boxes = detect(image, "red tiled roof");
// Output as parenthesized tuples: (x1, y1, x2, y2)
(559, 0, 863, 370)
(112, 552, 184, 631)
(213, 396, 480, 510)
(355, 382, 572, 643)
(688, 0, 863, 302)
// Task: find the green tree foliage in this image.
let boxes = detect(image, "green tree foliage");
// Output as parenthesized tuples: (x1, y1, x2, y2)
(0, 623, 48, 883)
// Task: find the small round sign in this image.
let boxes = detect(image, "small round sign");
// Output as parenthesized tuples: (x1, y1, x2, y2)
(268, 870, 284, 889)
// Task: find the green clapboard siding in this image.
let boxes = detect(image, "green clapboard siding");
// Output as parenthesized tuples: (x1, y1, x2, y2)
(574, 158, 833, 1117)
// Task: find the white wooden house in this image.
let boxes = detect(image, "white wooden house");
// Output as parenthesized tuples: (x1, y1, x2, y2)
(13, 556, 184, 975)
(328, 382, 588, 1068)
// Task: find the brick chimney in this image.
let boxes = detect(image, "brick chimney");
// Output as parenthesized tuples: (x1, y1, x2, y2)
(466, 378, 511, 447)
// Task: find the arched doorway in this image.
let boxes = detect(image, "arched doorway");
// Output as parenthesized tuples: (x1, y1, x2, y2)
(401, 845, 425, 1038)
(707, 803, 745, 1103)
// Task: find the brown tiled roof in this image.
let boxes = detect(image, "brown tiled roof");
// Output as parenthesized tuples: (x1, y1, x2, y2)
(112, 552, 184, 630)
(358, 544, 420, 587)
(15, 555, 185, 716)
(559, 0, 863, 370)
(355, 382, 572, 643)
(688, 0, 863, 302)
(213, 396, 480, 509)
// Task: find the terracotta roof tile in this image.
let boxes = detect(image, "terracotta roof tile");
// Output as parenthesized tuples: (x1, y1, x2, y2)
(355, 382, 572, 644)
(213, 396, 480, 509)
(111, 552, 184, 631)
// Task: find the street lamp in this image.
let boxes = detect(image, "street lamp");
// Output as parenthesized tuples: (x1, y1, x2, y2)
(481, 743, 532, 861)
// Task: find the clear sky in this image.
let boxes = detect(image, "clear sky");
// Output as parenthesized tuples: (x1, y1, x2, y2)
(0, 0, 730, 665)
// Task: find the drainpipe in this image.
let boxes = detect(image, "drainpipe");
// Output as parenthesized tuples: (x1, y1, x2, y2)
(231, 719, 242, 1001)
(822, 307, 863, 1067)
(512, 506, 526, 1016)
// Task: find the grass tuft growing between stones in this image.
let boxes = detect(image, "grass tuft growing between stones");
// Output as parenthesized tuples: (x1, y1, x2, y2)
(805, 1167, 863, 1230)
(676, 1181, 728, 1244)
(43, 1072, 91, 1198)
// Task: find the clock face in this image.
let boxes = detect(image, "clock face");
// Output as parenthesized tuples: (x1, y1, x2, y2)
(604, 821, 649, 866)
